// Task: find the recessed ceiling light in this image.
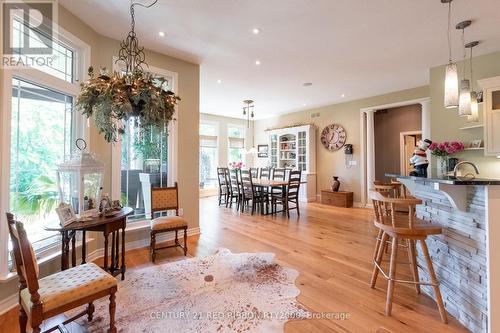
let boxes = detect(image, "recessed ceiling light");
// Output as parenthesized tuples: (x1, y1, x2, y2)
(158, 31, 165, 37)
(255, 60, 261, 65)
(303, 103, 307, 107)
(341, 93, 345, 98)
(302, 82, 312, 87)
(252, 28, 261, 35)
(217, 79, 222, 84)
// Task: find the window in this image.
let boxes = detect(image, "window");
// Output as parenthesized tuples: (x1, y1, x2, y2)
(120, 121, 168, 221)
(199, 122, 218, 189)
(228, 125, 245, 164)
(1, 16, 87, 276)
(11, 18, 75, 83)
(9, 78, 74, 244)
(112, 61, 178, 223)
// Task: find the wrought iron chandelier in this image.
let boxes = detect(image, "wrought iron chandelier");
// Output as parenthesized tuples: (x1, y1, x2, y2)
(76, 0, 180, 143)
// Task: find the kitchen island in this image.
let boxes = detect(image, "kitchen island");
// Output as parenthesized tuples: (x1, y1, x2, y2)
(386, 173, 500, 333)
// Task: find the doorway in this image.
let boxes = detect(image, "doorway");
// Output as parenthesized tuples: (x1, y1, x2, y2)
(359, 97, 430, 206)
(400, 131, 422, 176)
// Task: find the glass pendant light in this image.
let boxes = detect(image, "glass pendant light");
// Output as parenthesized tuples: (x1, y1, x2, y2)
(467, 41, 480, 122)
(457, 20, 472, 117)
(443, 0, 458, 108)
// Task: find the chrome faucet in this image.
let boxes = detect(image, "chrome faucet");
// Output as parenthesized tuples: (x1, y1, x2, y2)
(453, 161, 480, 179)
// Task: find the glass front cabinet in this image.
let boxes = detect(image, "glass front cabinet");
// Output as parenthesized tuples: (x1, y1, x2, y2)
(266, 124, 316, 202)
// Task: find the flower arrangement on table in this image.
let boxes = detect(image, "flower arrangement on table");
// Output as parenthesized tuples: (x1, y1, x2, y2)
(428, 141, 465, 156)
(228, 162, 245, 169)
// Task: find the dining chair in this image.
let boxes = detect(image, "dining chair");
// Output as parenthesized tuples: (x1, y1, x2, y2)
(150, 182, 188, 262)
(250, 167, 259, 179)
(228, 169, 241, 210)
(239, 169, 263, 214)
(271, 170, 301, 217)
(6, 213, 118, 333)
(216, 167, 229, 206)
(369, 190, 447, 323)
(259, 167, 270, 180)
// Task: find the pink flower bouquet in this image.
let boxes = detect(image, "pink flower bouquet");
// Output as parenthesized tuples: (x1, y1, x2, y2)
(428, 141, 464, 157)
(228, 161, 245, 169)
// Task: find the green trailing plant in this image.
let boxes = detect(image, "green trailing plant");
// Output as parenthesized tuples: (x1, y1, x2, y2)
(76, 66, 180, 142)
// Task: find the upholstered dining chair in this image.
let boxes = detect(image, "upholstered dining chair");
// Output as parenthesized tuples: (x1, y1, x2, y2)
(6, 213, 118, 333)
(150, 182, 188, 262)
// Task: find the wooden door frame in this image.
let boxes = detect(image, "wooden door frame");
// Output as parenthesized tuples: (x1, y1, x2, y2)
(399, 130, 422, 175)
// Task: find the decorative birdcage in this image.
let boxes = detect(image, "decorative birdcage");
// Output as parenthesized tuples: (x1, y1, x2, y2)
(56, 139, 104, 217)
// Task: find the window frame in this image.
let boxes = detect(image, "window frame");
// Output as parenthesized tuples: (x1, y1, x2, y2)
(199, 120, 219, 189)
(110, 58, 179, 225)
(227, 124, 245, 164)
(0, 24, 90, 279)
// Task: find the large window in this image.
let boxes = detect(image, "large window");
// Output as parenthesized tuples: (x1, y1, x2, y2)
(199, 122, 218, 189)
(120, 121, 168, 221)
(228, 125, 245, 164)
(9, 78, 75, 244)
(113, 62, 177, 222)
(1, 15, 87, 276)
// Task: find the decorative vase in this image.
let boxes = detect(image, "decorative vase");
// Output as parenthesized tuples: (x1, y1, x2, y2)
(331, 176, 340, 192)
(436, 156, 449, 178)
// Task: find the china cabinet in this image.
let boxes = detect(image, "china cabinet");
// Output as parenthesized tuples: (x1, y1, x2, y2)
(266, 124, 316, 202)
(479, 76, 500, 156)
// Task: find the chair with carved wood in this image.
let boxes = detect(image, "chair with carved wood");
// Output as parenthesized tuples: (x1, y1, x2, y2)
(150, 182, 188, 262)
(369, 191, 448, 323)
(6, 213, 118, 333)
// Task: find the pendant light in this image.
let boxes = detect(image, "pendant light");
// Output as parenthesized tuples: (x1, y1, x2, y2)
(242, 100, 257, 154)
(456, 20, 472, 117)
(442, 0, 458, 108)
(467, 41, 480, 122)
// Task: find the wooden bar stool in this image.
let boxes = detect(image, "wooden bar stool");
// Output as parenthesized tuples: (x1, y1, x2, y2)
(369, 190, 448, 323)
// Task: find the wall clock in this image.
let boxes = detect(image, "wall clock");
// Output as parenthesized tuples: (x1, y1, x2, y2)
(320, 124, 347, 151)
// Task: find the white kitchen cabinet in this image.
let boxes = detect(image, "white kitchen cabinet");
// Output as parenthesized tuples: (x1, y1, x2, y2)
(266, 125, 317, 202)
(479, 76, 500, 157)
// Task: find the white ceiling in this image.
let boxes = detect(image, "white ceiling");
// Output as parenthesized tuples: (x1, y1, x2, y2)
(60, 0, 500, 120)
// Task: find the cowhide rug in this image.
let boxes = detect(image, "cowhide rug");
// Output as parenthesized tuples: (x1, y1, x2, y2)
(74, 248, 309, 332)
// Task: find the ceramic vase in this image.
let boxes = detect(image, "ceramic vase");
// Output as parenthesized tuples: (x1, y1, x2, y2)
(331, 176, 340, 192)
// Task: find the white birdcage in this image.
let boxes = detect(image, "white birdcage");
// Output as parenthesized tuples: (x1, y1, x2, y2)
(56, 139, 104, 217)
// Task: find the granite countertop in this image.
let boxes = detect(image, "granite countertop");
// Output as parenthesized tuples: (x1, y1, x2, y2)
(385, 172, 500, 185)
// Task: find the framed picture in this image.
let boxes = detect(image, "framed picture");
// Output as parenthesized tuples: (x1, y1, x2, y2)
(56, 203, 76, 227)
(257, 144, 269, 158)
(476, 91, 483, 103)
(469, 139, 483, 148)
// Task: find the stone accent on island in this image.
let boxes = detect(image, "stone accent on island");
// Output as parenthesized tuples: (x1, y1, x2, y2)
(411, 181, 487, 333)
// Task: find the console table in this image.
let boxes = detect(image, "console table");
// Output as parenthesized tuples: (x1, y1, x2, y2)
(45, 207, 133, 280)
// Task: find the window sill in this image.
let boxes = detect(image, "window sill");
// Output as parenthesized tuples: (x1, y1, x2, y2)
(0, 271, 18, 283)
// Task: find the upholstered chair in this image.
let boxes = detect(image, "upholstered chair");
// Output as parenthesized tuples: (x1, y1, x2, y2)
(150, 182, 188, 262)
(6, 213, 118, 333)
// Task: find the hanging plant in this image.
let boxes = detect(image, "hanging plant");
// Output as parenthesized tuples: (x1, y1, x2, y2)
(75, 0, 180, 142)
(76, 67, 180, 142)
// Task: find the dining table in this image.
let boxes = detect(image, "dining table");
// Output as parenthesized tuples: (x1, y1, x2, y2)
(251, 178, 288, 215)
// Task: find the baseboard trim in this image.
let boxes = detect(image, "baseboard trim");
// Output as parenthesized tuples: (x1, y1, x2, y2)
(0, 293, 17, 316)
(0, 227, 201, 316)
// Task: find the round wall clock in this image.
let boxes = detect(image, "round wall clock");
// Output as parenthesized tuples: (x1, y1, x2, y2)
(320, 124, 347, 151)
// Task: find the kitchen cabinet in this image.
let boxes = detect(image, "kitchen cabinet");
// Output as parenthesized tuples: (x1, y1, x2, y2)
(479, 76, 500, 156)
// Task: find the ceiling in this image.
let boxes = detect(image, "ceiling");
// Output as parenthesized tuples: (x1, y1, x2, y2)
(60, 0, 500, 120)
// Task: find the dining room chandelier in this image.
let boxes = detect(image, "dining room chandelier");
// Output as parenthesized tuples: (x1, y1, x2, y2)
(442, 0, 459, 109)
(243, 100, 257, 154)
(76, 0, 180, 142)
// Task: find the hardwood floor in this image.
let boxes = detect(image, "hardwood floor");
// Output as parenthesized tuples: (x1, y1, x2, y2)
(0, 197, 469, 333)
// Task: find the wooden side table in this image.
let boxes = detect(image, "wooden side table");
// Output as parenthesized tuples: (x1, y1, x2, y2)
(320, 190, 353, 208)
(45, 207, 133, 280)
